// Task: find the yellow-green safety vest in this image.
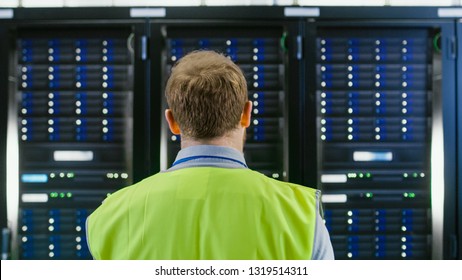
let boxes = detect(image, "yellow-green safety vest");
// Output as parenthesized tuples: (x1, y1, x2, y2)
(87, 167, 319, 260)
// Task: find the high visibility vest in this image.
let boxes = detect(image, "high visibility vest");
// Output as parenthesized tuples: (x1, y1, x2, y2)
(87, 167, 319, 260)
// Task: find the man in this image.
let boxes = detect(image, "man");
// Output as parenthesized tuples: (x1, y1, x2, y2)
(86, 50, 334, 260)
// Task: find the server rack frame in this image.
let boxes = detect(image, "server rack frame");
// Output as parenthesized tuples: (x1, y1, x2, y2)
(150, 18, 306, 183)
(4, 18, 150, 259)
(457, 19, 462, 260)
(0, 22, 11, 259)
(302, 14, 458, 260)
(143, 6, 314, 183)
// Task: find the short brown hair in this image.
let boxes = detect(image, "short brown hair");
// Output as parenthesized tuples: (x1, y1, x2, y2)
(165, 50, 248, 139)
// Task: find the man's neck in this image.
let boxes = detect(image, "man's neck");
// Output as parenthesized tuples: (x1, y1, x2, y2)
(180, 129, 245, 153)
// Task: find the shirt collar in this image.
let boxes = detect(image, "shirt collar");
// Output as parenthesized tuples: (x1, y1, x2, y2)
(167, 145, 248, 172)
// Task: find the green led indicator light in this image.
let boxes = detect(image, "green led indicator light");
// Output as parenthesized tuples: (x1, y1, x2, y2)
(67, 173, 75, 178)
(366, 192, 373, 198)
(50, 192, 58, 198)
(359, 173, 364, 178)
(366, 173, 371, 178)
(66, 192, 72, 198)
(413, 173, 418, 178)
(59, 192, 65, 198)
(347, 173, 357, 178)
(280, 33, 288, 52)
(403, 173, 408, 178)
(404, 192, 416, 198)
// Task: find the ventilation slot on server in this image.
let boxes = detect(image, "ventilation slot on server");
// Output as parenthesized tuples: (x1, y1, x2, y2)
(315, 28, 435, 259)
(162, 26, 287, 180)
(15, 28, 134, 259)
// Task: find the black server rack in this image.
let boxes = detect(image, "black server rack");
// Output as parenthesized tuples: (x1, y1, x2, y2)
(304, 14, 458, 259)
(8, 25, 138, 259)
(159, 24, 290, 180)
(0, 25, 9, 259)
(457, 20, 462, 260)
(16, 28, 134, 259)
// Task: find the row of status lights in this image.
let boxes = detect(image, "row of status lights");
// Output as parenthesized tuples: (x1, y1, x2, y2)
(48, 172, 129, 179)
(356, 192, 417, 199)
(49, 192, 73, 199)
(347, 172, 372, 179)
(345, 172, 425, 179)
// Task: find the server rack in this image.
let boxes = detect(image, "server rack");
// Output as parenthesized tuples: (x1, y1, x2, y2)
(147, 7, 307, 183)
(0, 24, 9, 259)
(16, 27, 134, 259)
(156, 23, 293, 180)
(457, 19, 462, 260)
(2, 15, 150, 259)
(303, 9, 459, 260)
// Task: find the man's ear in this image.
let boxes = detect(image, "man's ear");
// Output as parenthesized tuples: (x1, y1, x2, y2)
(240, 101, 252, 128)
(165, 109, 181, 135)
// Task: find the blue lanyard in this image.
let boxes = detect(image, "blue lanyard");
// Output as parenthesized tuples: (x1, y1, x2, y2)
(172, 155, 248, 168)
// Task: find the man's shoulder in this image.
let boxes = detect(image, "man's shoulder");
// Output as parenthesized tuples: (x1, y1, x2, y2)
(214, 167, 321, 200)
(244, 169, 320, 197)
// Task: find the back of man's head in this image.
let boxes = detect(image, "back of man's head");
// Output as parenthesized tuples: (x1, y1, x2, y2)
(165, 50, 248, 140)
